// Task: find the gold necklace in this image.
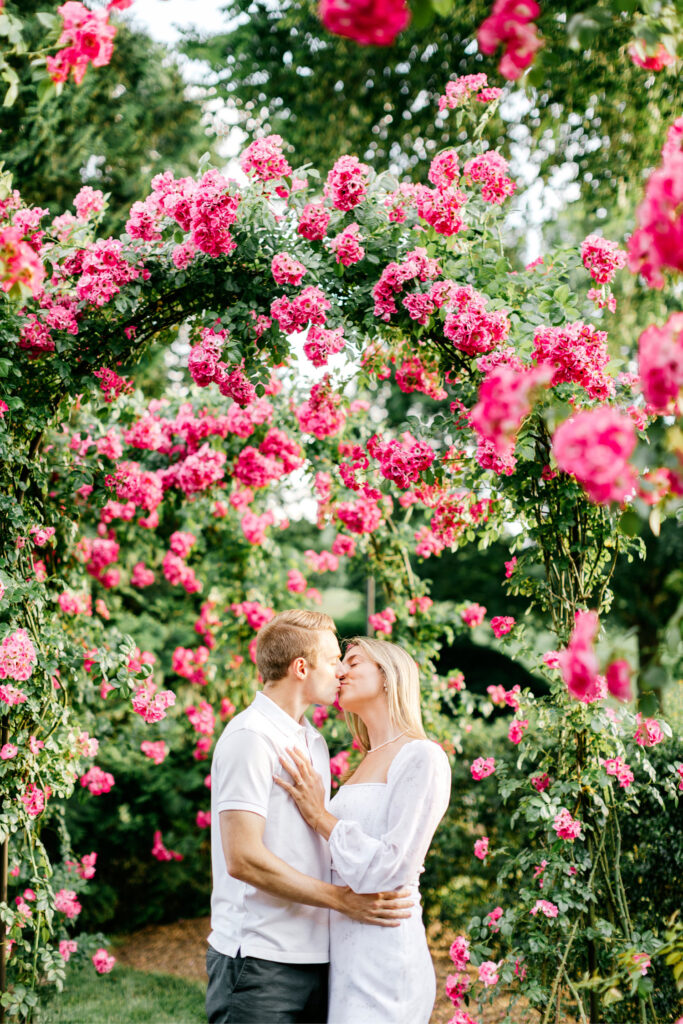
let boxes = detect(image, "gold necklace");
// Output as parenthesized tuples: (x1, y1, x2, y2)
(368, 730, 407, 753)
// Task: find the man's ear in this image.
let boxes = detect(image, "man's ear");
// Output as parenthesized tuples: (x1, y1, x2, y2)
(291, 656, 307, 679)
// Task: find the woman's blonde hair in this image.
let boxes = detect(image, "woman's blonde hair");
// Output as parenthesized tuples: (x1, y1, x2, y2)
(343, 636, 426, 753)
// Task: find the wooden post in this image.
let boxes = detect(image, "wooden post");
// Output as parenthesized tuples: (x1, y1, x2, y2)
(365, 576, 376, 634)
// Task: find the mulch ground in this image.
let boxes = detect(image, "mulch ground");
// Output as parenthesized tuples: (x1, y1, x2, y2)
(113, 916, 541, 1023)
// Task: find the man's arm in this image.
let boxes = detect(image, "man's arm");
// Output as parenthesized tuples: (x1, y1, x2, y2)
(220, 810, 413, 926)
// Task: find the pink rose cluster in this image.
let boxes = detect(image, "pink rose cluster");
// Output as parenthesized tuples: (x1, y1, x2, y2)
(372, 246, 441, 322)
(530, 899, 558, 918)
(54, 888, 82, 920)
(330, 750, 350, 778)
(329, 223, 365, 267)
(21, 783, 45, 819)
(463, 151, 516, 205)
(48, 2, 117, 86)
(59, 940, 78, 963)
(415, 182, 467, 237)
(296, 377, 347, 439)
(553, 807, 582, 841)
(395, 356, 446, 400)
(231, 600, 275, 630)
(233, 428, 304, 489)
(470, 362, 549, 460)
(80, 765, 115, 796)
(93, 366, 133, 403)
(471, 756, 496, 780)
(303, 323, 346, 367)
(151, 829, 183, 862)
(298, 202, 330, 241)
(438, 73, 502, 112)
(323, 156, 371, 212)
(628, 39, 675, 71)
(628, 116, 683, 287)
(580, 234, 627, 285)
(638, 312, 683, 413)
(336, 494, 384, 535)
(0, 224, 45, 298)
(132, 680, 176, 723)
(366, 432, 436, 489)
(473, 836, 489, 860)
(127, 168, 240, 262)
(634, 713, 663, 748)
(271, 285, 331, 335)
(477, 0, 543, 81)
(187, 328, 257, 408)
(445, 934, 472, 1015)
(507, 718, 528, 744)
(271, 252, 307, 287)
(172, 645, 210, 685)
(491, 615, 515, 638)
(241, 135, 292, 181)
(602, 756, 634, 789)
(140, 740, 168, 765)
(0, 628, 37, 683)
(552, 407, 637, 506)
(73, 185, 106, 220)
(443, 285, 510, 356)
(304, 550, 339, 573)
(92, 948, 116, 974)
(368, 607, 397, 636)
(532, 321, 614, 401)
(319, 0, 410, 48)
(461, 603, 486, 627)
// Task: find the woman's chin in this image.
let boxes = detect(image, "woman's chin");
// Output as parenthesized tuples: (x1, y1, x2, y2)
(338, 692, 354, 713)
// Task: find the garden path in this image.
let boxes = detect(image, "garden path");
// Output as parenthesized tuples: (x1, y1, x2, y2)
(113, 916, 546, 1023)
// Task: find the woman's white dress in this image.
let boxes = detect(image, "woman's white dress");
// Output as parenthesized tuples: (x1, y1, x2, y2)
(327, 739, 452, 1024)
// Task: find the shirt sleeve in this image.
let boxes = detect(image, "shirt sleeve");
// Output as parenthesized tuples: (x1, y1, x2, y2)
(327, 741, 452, 894)
(213, 728, 277, 818)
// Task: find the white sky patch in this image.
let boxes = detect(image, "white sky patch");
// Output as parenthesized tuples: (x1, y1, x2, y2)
(124, 0, 229, 45)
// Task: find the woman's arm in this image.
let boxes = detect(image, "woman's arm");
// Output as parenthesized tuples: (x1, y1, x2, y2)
(220, 809, 414, 925)
(326, 742, 451, 893)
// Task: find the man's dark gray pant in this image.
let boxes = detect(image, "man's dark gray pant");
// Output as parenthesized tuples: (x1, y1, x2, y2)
(205, 945, 329, 1023)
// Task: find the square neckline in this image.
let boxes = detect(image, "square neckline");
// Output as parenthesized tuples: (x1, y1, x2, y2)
(340, 738, 426, 787)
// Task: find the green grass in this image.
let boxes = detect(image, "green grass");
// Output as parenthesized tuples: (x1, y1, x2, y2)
(38, 966, 205, 1024)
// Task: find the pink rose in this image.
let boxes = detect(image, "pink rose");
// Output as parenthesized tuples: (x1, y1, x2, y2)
(474, 837, 489, 860)
(638, 313, 683, 413)
(92, 948, 116, 974)
(552, 407, 636, 506)
(471, 757, 496, 781)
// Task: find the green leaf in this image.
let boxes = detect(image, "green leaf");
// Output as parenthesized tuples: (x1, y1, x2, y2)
(430, 0, 454, 16)
(36, 11, 60, 31)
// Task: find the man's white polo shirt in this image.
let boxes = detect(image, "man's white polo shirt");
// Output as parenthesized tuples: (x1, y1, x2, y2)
(208, 690, 332, 964)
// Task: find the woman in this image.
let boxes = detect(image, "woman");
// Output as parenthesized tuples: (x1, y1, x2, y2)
(274, 636, 451, 1024)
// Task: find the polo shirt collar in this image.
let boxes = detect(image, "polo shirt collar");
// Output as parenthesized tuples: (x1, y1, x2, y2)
(253, 690, 320, 741)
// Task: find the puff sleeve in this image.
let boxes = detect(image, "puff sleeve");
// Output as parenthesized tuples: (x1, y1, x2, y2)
(327, 740, 451, 894)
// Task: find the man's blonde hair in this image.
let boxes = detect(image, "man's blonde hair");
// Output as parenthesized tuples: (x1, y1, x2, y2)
(343, 636, 427, 753)
(256, 609, 336, 683)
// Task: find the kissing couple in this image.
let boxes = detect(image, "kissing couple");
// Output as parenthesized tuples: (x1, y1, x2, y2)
(206, 608, 451, 1024)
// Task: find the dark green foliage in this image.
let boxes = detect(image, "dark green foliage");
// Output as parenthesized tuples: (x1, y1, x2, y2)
(1, 2, 217, 234)
(183, 0, 681, 217)
(60, 746, 211, 933)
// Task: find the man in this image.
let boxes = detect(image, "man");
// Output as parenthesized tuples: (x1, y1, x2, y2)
(206, 609, 412, 1023)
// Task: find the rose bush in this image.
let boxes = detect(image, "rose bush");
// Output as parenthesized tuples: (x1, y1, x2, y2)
(0, 15, 682, 1019)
